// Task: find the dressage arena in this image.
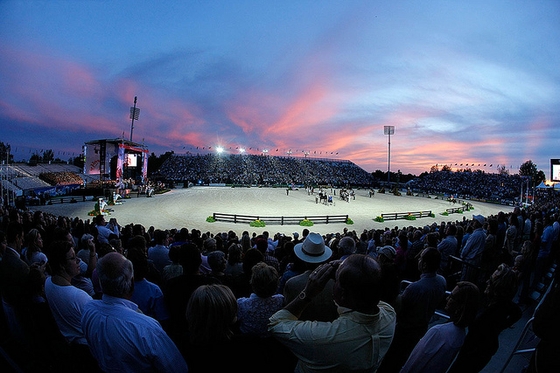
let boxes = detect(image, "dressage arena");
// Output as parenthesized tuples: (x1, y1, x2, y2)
(38, 187, 512, 235)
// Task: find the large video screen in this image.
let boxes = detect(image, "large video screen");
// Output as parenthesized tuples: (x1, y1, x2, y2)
(552, 159, 560, 182)
(126, 153, 138, 167)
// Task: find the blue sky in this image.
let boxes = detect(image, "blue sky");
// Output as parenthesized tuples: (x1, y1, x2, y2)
(1, 0, 559, 176)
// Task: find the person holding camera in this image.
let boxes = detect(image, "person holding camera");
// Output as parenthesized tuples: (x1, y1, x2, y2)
(268, 254, 396, 372)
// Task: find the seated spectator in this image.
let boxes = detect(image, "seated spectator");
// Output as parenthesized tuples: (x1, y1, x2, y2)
(237, 262, 284, 337)
(44, 240, 98, 371)
(126, 246, 170, 329)
(182, 284, 296, 372)
(227, 247, 264, 298)
(81, 252, 187, 372)
(224, 243, 244, 277)
(163, 243, 221, 346)
(148, 229, 172, 275)
(377, 245, 401, 308)
(21, 228, 48, 267)
(447, 263, 522, 373)
(282, 232, 338, 322)
(161, 243, 183, 284)
(400, 281, 480, 373)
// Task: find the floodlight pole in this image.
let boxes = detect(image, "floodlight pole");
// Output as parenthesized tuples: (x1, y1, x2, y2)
(129, 96, 140, 142)
(384, 126, 395, 183)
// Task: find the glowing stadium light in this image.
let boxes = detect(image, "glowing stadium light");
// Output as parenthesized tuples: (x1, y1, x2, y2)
(216, 146, 224, 153)
(239, 148, 245, 153)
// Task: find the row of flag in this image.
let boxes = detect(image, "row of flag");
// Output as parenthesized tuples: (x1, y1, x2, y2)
(180, 146, 339, 155)
(436, 163, 515, 168)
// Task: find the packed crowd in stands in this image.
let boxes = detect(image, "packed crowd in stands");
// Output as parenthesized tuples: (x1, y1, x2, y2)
(0, 169, 559, 372)
(158, 153, 375, 187)
(157, 153, 531, 203)
(39, 171, 84, 186)
(407, 169, 528, 201)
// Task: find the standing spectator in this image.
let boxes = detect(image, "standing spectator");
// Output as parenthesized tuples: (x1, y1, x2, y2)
(460, 215, 487, 283)
(81, 252, 187, 373)
(378, 247, 447, 373)
(531, 214, 554, 292)
(269, 254, 396, 372)
(479, 218, 501, 288)
(437, 224, 458, 278)
(502, 213, 520, 265)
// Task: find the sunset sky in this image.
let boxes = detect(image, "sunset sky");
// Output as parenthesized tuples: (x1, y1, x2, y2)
(1, 1, 559, 177)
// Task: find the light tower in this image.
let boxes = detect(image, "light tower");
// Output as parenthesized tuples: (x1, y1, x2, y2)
(129, 96, 140, 142)
(384, 126, 395, 183)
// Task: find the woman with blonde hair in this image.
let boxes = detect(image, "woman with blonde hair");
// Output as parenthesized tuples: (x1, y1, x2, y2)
(22, 228, 47, 267)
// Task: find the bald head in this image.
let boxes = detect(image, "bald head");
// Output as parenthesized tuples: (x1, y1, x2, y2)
(98, 252, 134, 298)
(338, 236, 356, 256)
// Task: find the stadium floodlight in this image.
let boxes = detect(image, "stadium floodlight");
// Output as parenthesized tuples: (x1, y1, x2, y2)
(216, 146, 224, 154)
(129, 96, 140, 142)
(384, 126, 395, 183)
(239, 148, 245, 154)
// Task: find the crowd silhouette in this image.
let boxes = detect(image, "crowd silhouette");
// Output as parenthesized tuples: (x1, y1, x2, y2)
(0, 163, 559, 372)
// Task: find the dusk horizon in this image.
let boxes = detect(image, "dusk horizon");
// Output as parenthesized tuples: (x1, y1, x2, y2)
(1, 1, 559, 176)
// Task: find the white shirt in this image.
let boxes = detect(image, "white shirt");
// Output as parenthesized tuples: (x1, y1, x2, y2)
(44, 276, 93, 344)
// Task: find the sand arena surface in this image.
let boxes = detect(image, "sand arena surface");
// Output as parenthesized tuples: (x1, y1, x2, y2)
(37, 187, 512, 236)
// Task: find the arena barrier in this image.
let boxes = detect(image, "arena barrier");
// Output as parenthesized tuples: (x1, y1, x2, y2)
(212, 213, 349, 225)
(381, 210, 433, 221)
(445, 206, 468, 214)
